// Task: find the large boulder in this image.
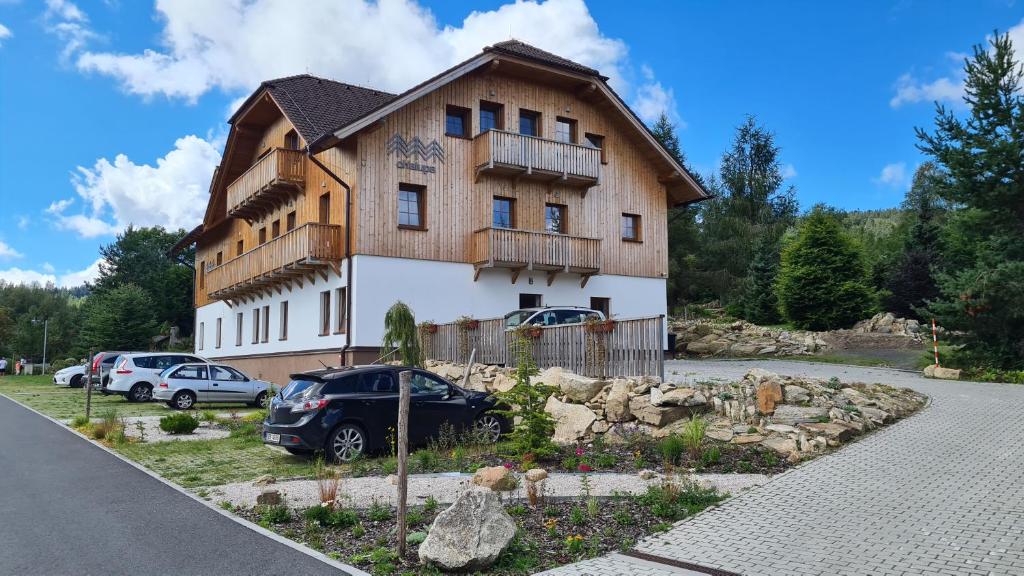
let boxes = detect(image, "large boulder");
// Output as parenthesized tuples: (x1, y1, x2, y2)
(772, 405, 828, 425)
(799, 422, 856, 443)
(629, 393, 688, 427)
(490, 373, 517, 393)
(419, 487, 517, 571)
(545, 396, 598, 444)
(923, 365, 961, 380)
(471, 466, 516, 491)
(755, 381, 784, 414)
(783, 385, 810, 404)
(558, 372, 607, 403)
(652, 387, 707, 407)
(604, 379, 634, 422)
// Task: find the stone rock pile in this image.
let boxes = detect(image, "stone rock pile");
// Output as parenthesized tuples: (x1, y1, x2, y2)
(670, 319, 829, 357)
(425, 361, 927, 462)
(852, 312, 924, 342)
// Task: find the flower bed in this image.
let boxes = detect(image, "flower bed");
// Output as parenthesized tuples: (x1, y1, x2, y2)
(233, 476, 725, 575)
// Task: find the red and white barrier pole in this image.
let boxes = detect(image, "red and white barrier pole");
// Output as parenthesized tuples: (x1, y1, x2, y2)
(932, 318, 940, 367)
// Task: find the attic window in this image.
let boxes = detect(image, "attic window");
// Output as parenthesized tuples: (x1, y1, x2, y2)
(284, 130, 300, 150)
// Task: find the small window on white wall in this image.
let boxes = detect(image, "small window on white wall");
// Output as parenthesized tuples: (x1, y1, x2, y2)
(319, 291, 331, 336)
(252, 308, 260, 344)
(335, 288, 346, 334)
(198, 322, 205, 350)
(280, 301, 289, 341)
(236, 312, 243, 346)
(215, 318, 222, 349)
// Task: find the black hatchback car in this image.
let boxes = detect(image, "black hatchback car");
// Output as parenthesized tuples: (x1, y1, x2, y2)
(262, 365, 507, 462)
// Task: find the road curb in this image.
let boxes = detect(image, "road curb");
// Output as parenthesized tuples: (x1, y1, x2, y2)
(0, 393, 371, 576)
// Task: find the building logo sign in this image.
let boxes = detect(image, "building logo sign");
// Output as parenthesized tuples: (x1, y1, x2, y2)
(386, 134, 444, 174)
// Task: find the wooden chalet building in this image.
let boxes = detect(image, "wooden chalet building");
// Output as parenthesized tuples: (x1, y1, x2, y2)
(173, 40, 708, 383)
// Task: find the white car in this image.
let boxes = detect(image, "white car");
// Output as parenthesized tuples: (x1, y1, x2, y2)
(105, 352, 208, 402)
(503, 306, 605, 329)
(154, 363, 273, 410)
(53, 363, 87, 388)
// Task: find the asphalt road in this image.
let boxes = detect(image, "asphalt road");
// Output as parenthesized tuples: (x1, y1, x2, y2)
(0, 395, 355, 576)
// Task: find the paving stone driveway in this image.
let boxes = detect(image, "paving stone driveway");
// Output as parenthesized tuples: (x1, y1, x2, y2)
(540, 360, 1024, 576)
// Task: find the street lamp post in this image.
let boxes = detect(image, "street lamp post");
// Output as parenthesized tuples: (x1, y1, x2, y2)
(31, 318, 49, 375)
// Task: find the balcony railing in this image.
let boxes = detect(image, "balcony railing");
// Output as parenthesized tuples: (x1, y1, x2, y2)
(226, 148, 306, 221)
(471, 227, 601, 286)
(206, 222, 343, 302)
(473, 130, 600, 189)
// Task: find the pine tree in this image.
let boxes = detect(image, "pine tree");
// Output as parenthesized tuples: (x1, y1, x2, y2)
(79, 284, 159, 351)
(916, 31, 1024, 367)
(885, 163, 944, 318)
(742, 238, 782, 324)
(776, 207, 875, 330)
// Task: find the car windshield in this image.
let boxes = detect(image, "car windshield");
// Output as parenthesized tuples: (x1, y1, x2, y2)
(504, 310, 534, 328)
(281, 379, 321, 400)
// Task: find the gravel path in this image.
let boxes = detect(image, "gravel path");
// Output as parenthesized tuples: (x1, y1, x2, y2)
(542, 359, 1024, 576)
(205, 471, 769, 510)
(122, 415, 230, 442)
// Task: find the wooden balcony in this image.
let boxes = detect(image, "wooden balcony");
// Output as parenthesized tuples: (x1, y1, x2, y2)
(206, 223, 343, 303)
(470, 227, 601, 287)
(473, 130, 600, 190)
(227, 148, 306, 221)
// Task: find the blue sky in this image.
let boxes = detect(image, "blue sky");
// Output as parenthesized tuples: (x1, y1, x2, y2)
(1, 0, 1022, 286)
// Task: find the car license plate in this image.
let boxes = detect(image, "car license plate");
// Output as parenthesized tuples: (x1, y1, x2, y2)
(265, 433, 280, 444)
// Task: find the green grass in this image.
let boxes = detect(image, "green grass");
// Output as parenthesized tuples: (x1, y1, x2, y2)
(0, 374, 256, 420)
(113, 429, 315, 487)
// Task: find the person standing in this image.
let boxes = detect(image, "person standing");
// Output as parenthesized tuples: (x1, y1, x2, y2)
(0, 357, 7, 376)
(14, 358, 21, 376)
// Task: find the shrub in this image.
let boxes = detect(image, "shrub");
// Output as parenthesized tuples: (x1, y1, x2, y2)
(494, 328, 558, 459)
(412, 449, 440, 472)
(304, 505, 357, 528)
(637, 477, 725, 521)
(159, 413, 200, 434)
(259, 504, 291, 524)
(51, 357, 80, 371)
(658, 435, 685, 466)
(71, 415, 90, 428)
(776, 207, 875, 330)
(700, 446, 722, 466)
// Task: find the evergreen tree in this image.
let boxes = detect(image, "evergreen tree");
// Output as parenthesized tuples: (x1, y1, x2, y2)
(916, 31, 1024, 367)
(742, 238, 782, 324)
(79, 284, 159, 351)
(885, 163, 944, 318)
(776, 207, 875, 330)
(694, 116, 798, 307)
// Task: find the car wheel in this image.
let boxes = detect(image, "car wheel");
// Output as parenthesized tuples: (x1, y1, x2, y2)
(172, 391, 196, 410)
(326, 424, 366, 463)
(129, 383, 154, 403)
(251, 391, 268, 408)
(473, 413, 503, 443)
(69, 375, 83, 389)
(285, 447, 313, 456)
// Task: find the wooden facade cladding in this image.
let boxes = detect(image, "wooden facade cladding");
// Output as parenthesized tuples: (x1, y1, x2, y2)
(205, 222, 343, 303)
(470, 227, 601, 286)
(472, 130, 600, 189)
(353, 69, 670, 280)
(227, 148, 306, 221)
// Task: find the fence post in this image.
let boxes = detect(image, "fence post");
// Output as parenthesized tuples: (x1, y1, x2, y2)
(85, 350, 94, 420)
(461, 348, 476, 385)
(396, 370, 411, 558)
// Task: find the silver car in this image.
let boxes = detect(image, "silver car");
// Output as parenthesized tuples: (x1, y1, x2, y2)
(154, 363, 273, 410)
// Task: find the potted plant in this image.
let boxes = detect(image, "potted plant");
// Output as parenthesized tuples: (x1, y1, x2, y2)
(455, 316, 480, 330)
(419, 321, 438, 334)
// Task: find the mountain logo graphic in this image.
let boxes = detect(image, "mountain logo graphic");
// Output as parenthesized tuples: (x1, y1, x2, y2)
(386, 134, 445, 163)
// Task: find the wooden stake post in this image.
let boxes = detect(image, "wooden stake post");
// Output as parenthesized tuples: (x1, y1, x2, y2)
(396, 370, 411, 557)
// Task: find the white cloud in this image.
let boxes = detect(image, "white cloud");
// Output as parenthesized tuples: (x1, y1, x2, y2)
(890, 73, 964, 108)
(43, 0, 97, 61)
(632, 64, 684, 126)
(48, 135, 220, 238)
(781, 164, 797, 180)
(16, 216, 30, 230)
(69, 0, 648, 103)
(0, 23, 12, 46)
(42, 263, 56, 273)
(0, 258, 104, 288)
(0, 241, 22, 259)
(890, 18, 1024, 108)
(873, 162, 910, 188)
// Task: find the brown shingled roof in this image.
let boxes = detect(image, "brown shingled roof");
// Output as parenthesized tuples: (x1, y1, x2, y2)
(484, 39, 604, 79)
(234, 74, 396, 146)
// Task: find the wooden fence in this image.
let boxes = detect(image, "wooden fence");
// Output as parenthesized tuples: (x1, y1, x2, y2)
(422, 315, 664, 379)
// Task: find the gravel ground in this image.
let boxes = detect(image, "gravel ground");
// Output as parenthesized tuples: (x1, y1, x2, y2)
(121, 415, 230, 443)
(204, 471, 769, 509)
